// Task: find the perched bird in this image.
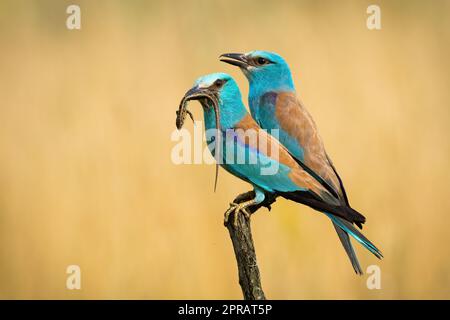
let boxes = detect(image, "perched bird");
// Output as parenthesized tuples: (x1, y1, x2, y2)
(177, 73, 379, 263)
(220, 51, 382, 273)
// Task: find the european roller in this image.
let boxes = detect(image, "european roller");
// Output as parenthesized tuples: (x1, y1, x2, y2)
(177, 73, 380, 268)
(220, 51, 382, 274)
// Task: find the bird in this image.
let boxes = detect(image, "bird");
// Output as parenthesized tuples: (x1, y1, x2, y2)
(177, 73, 380, 266)
(220, 51, 382, 274)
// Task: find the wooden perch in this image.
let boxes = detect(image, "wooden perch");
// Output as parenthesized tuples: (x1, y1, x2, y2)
(224, 191, 277, 300)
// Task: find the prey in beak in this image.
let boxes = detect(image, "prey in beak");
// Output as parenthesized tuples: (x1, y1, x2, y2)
(176, 85, 220, 129)
(219, 53, 249, 69)
(176, 84, 222, 192)
(175, 86, 206, 130)
(175, 101, 194, 130)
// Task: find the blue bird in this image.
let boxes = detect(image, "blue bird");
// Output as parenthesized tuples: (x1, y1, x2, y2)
(177, 73, 378, 263)
(220, 51, 382, 274)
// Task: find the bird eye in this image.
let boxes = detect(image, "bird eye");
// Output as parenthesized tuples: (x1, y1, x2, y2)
(214, 79, 225, 88)
(256, 57, 269, 65)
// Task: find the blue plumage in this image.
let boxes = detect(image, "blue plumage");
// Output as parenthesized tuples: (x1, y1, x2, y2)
(221, 51, 382, 273)
(179, 72, 368, 233)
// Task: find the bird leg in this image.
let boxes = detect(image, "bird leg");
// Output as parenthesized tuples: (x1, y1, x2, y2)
(231, 190, 278, 212)
(224, 191, 255, 227)
(224, 198, 259, 227)
(225, 189, 278, 227)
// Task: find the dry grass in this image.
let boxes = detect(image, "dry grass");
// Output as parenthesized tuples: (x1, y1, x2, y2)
(0, 0, 449, 299)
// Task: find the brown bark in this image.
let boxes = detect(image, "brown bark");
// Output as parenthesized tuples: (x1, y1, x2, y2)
(224, 191, 277, 300)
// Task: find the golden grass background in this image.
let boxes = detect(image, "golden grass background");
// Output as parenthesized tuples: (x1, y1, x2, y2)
(0, 0, 449, 299)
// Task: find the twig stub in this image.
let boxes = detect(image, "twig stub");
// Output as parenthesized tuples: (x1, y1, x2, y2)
(226, 213, 266, 300)
(224, 191, 277, 300)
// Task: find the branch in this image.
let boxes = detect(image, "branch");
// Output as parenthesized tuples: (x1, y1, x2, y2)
(224, 191, 277, 300)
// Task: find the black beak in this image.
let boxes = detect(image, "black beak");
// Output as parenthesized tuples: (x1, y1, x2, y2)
(183, 86, 210, 101)
(219, 53, 249, 68)
(177, 86, 210, 129)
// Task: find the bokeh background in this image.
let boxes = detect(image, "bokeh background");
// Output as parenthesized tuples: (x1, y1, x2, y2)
(0, 0, 449, 299)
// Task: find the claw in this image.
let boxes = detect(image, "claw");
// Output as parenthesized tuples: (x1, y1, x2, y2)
(224, 202, 253, 227)
(234, 207, 251, 226)
(224, 202, 237, 225)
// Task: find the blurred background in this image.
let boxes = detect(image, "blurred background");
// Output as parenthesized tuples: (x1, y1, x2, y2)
(0, 0, 449, 299)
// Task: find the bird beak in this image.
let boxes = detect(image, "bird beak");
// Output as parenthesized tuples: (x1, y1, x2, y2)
(177, 83, 222, 192)
(220, 53, 249, 69)
(182, 85, 212, 102)
(176, 86, 205, 129)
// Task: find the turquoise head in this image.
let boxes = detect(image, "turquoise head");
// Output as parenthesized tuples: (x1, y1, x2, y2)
(220, 51, 295, 97)
(181, 73, 247, 131)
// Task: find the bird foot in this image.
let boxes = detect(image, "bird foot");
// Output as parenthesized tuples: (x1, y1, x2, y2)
(224, 201, 252, 227)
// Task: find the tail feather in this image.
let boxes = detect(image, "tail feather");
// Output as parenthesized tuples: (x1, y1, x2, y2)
(332, 222, 363, 275)
(279, 191, 366, 226)
(327, 213, 383, 260)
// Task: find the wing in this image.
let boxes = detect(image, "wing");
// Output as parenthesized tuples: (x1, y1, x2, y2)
(227, 115, 341, 205)
(325, 153, 350, 204)
(271, 91, 347, 201)
(221, 114, 365, 225)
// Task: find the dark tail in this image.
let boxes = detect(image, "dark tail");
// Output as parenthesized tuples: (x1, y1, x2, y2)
(327, 213, 383, 260)
(279, 191, 365, 227)
(332, 222, 363, 275)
